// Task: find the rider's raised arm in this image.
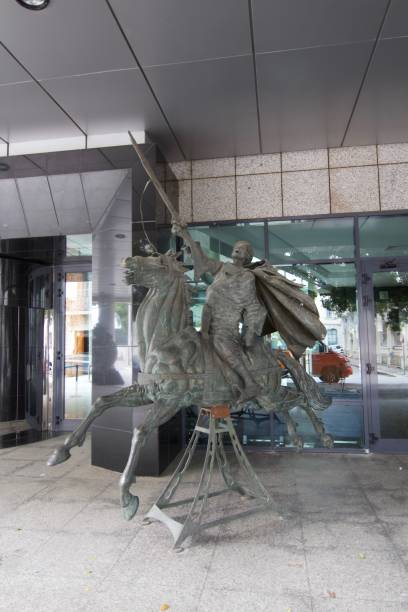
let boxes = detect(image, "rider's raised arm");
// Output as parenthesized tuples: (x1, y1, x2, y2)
(172, 222, 222, 282)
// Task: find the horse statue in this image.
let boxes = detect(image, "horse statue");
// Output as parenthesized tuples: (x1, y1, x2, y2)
(47, 249, 333, 521)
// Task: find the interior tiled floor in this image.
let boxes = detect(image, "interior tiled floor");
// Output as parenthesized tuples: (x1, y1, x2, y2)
(1, 437, 408, 611)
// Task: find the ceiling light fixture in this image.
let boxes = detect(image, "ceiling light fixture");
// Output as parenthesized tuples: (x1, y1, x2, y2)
(15, 0, 49, 10)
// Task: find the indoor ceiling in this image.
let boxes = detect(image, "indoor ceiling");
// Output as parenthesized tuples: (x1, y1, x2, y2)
(0, 168, 129, 238)
(0, 0, 407, 161)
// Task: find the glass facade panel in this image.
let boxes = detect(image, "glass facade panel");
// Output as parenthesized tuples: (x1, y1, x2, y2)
(373, 270, 408, 439)
(268, 217, 355, 263)
(359, 215, 408, 257)
(271, 262, 363, 448)
(182, 222, 363, 449)
(64, 272, 92, 420)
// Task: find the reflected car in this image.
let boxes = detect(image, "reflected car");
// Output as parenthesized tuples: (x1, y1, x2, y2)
(311, 342, 352, 383)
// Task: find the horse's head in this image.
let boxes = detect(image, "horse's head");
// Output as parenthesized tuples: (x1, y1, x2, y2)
(123, 252, 187, 289)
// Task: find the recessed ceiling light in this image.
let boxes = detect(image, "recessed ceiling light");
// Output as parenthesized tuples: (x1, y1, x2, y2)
(0, 162, 9, 172)
(16, 0, 49, 10)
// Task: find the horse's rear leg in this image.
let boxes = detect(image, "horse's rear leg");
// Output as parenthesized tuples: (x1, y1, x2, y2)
(47, 384, 150, 466)
(302, 402, 334, 448)
(120, 399, 180, 521)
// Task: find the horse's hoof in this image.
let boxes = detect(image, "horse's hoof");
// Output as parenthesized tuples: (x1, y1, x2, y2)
(321, 434, 334, 448)
(47, 447, 71, 466)
(122, 494, 139, 521)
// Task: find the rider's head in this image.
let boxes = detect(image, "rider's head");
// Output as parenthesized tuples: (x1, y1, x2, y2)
(231, 241, 253, 267)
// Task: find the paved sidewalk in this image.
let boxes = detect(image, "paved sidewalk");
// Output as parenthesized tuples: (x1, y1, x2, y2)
(1, 438, 408, 611)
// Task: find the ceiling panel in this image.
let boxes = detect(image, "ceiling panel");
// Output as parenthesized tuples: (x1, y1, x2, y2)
(145, 55, 259, 159)
(16, 176, 59, 236)
(48, 174, 91, 235)
(344, 37, 408, 146)
(256, 41, 373, 152)
(109, 0, 251, 66)
(252, 0, 387, 52)
(81, 169, 128, 227)
(0, 179, 28, 239)
(0, 81, 83, 143)
(0, 0, 134, 80)
(42, 69, 182, 160)
(381, 0, 408, 38)
(0, 155, 46, 179)
(0, 46, 31, 86)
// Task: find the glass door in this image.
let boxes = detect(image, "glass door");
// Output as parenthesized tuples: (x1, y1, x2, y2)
(363, 260, 408, 451)
(54, 266, 92, 430)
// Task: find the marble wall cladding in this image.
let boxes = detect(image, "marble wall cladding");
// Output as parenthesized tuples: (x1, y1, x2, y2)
(379, 164, 408, 211)
(166, 160, 192, 181)
(283, 169, 330, 216)
(237, 173, 282, 219)
(377, 143, 408, 165)
(192, 177, 236, 222)
(236, 153, 281, 175)
(166, 179, 192, 223)
(192, 157, 235, 179)
(177, 142, 408, 222)
(282, 148, 328, 172)
(329, 145, 377, 168)
(330, 166, 380, 213)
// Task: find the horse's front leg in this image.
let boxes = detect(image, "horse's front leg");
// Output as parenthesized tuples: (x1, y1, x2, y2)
(47, 384, 149, 466)
(120, 399, 181, 521)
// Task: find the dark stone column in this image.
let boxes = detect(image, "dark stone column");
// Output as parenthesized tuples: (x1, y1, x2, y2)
(91, 144, 182, 476)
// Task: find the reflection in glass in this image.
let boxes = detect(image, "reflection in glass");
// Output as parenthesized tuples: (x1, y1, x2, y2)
(268, 217, 354, 263)
(270, 263, 363, 448)
(373, 270, 408, 439)
(359, 215, 408, 258)
(64, 272, 92, 420)
(66, 234, 92, 257)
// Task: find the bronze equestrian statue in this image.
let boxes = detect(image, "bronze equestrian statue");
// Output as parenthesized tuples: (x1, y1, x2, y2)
(47, 134, 333, 521)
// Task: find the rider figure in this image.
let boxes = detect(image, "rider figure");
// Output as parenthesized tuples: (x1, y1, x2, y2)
(172, 223, 266, 402)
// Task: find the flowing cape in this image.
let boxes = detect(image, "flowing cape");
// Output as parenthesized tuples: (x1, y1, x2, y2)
(249, 261, 326, 358)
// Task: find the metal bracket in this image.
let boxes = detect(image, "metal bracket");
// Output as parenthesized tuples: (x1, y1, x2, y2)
(144, 405, 273, 549)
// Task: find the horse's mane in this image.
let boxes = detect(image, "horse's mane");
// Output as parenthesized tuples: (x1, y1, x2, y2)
(134, 253, 193, 371)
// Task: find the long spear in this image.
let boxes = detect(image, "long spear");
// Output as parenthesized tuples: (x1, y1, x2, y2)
(128, 130, 182, 225)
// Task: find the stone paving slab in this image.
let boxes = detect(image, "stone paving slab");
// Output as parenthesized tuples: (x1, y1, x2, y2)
(1, 437, 408, 611)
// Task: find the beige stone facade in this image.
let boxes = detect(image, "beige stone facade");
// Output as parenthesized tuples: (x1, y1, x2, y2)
(165, 143, 408, 224)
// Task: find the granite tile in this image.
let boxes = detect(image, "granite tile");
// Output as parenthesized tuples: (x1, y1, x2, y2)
(378, 143, 408, 165)
(192, 157, 235, 179)
(237, 173, 282, 219)
(206, 543, 310, 594)
(166, 160, 191, 181)
(282, 148, 328, 172)
(192, 176, 236, 222)
(302, 516, 393, 551)
(236, 153, 281, 175)
(306, 548, 408, 602)
(197, 586, 313, 612)
(330, 166, 379, 213)
(165, 179, 192, 223)
(329, 145, 377, 168)
(312, 596, 408, 611)
(379, 164, 408, 211)
(282, 169, 330, 216)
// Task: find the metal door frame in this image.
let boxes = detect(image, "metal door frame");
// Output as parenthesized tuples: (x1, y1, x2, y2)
(360, 257, 408, 452)
(53, 263, 92, 432)
(25, 266, 53, 431)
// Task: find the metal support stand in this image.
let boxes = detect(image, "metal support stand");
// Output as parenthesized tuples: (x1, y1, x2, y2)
(144, 405, 272, 549)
